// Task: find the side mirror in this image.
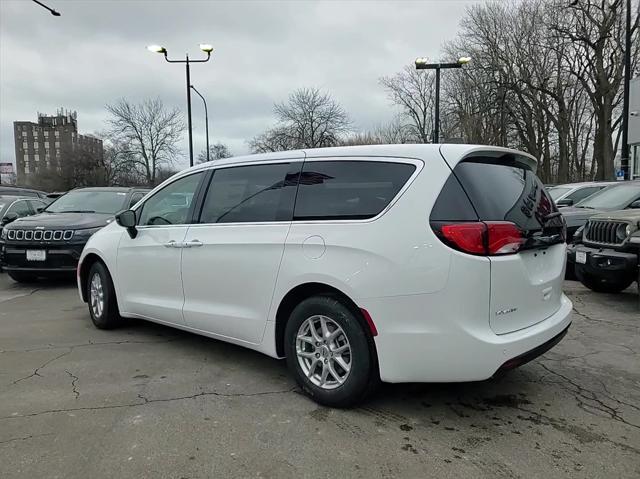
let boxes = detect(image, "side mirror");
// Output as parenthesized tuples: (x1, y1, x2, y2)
(115, 210, 138, 238)
(556, 198, 574, 207)
(629, 200, 640, 209)
(1, 212, 18, 226)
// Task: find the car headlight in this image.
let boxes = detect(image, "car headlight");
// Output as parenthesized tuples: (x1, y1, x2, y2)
(73, 226, 103, 240)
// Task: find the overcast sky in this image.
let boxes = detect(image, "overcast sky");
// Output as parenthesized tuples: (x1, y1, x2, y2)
(0, 0, 483, 170)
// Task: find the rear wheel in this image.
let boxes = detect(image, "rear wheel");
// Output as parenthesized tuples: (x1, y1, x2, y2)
(8, 272, 38, 283)
(575, 266, 635, 294)
(284, 295, 377, 407)
(86, 261, 121, 329)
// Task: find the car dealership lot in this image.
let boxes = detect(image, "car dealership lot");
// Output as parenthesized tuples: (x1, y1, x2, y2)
(0, 275, 638, 479)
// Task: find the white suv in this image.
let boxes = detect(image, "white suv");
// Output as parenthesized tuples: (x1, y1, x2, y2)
(77, 144, 572, 407)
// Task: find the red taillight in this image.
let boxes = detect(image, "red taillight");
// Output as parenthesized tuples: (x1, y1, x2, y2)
(486, 222, 525, 255)
(436, 221, 524, 256)
(441, 223, 486, 254)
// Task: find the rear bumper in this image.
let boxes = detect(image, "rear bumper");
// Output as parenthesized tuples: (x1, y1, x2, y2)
(567, 243, 638, 280)
(370, 293, 573, 383)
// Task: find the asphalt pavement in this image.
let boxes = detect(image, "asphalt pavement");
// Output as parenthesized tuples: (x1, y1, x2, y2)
(0, 274, 638, 478)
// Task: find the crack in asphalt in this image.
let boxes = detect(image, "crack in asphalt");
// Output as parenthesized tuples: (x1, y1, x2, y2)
(513, 405, 640, 455)
(0, 433, 53, 445)
(64, 370, 80, 399)
(538, 362, 640, 429)
(11, 350, 72, 385)
(0, 287, 41, 305)
(571, 305, 638, 330)
(0, 387, 298, 420)
(0, 338, 183, 354)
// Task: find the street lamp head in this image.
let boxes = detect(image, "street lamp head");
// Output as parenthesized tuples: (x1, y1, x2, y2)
(199, 44, 214, 53)
(415, 57, 429, 67)
(147, 45, 167, 54)
(458, 56, 472, 65)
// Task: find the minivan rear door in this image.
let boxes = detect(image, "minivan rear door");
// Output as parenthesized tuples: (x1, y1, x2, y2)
(440, 146, 566, 335)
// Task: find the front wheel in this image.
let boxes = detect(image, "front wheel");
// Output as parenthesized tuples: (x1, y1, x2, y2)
(86, 261, 121, 329)
(284, 295, 377, 408)
(575, 266, 635, 294)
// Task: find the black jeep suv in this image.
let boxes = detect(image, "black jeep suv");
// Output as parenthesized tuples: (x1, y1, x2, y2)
(568, 209, 640, 293)
(0, 187, 148, 282)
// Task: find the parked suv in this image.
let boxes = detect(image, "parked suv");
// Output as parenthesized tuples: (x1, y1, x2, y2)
(568, 210, 640, 293)
(1, 187, 148, 282)
(76, 145, 572, 407)
(547, 181, 612, 207)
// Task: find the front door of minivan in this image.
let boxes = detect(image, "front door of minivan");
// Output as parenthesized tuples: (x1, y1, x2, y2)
(181, 161, 301, 344)
(117, 172, 205, 324)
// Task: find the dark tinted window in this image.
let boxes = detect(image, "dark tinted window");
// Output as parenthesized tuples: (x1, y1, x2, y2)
(453, 159, 555, 233)
(199, 163, 296, 223)
(294, 161, 415, 220)
(430, 174, 478, 221)
(139, 173, 203, 225)
(567, 186, 603, 203)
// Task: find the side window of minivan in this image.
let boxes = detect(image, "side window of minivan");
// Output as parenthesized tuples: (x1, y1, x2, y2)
(293, 160, 416, 220)
(138, 173, 204, 226)
(199, 163, 297, 223)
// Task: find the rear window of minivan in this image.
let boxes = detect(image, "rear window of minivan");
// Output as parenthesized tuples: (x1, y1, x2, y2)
(432, 157, 556, 234)
(293, 161, 415, 221)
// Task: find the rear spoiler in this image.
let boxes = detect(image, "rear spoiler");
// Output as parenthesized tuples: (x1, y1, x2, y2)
(439, 145, 538, 173)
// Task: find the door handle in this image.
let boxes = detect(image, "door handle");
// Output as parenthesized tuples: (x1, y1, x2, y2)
(164, 240, 179, 248)
(184, 239, 203, 248)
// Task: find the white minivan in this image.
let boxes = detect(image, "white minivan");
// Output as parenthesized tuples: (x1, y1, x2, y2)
(77, 144, 572, 407)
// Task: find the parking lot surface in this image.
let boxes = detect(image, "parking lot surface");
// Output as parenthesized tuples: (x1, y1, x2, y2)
(0, 274, 638, 478)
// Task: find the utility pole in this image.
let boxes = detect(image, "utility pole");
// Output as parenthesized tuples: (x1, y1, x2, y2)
(621, 0, 632, 180)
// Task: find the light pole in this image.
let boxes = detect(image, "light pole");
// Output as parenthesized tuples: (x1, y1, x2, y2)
(621, 0, 632, 180)
(190, 85, 210, 163)
(147, 43, 214, 167)
(415, 56, 471, 143)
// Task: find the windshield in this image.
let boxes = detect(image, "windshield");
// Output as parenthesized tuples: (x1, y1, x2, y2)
(45, 191, 128, 214)
(575, 184, 640, 210)
(548, 187, 571, 200)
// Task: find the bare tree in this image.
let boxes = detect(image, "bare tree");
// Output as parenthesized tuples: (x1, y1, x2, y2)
(106, 98, 185, 186)
(339, 116, 417, 146)
(28, 146, 106, 191)
(380, 66, 435, 143)
(249, 88, 352, 153)
(552, 0, 639, 180)
(197, 142, 232, 163)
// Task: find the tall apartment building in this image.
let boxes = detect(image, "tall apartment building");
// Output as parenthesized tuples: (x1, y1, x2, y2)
(13, 109, 103, 186)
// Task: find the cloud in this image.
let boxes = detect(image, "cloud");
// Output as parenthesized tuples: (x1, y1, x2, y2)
(0, 0, 480, 173)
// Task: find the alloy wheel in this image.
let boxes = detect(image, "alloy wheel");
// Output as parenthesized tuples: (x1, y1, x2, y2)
(295, 315, 352, 389)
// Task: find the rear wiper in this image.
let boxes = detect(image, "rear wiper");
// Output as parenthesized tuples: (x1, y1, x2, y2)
(542, 211, 562, 222)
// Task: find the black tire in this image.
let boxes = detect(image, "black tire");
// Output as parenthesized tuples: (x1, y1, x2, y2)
(284, 295, 378, 408)
(575, 266, 635, 294)
(8, 272, 38, 283)
(86, 261, 121, 329)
